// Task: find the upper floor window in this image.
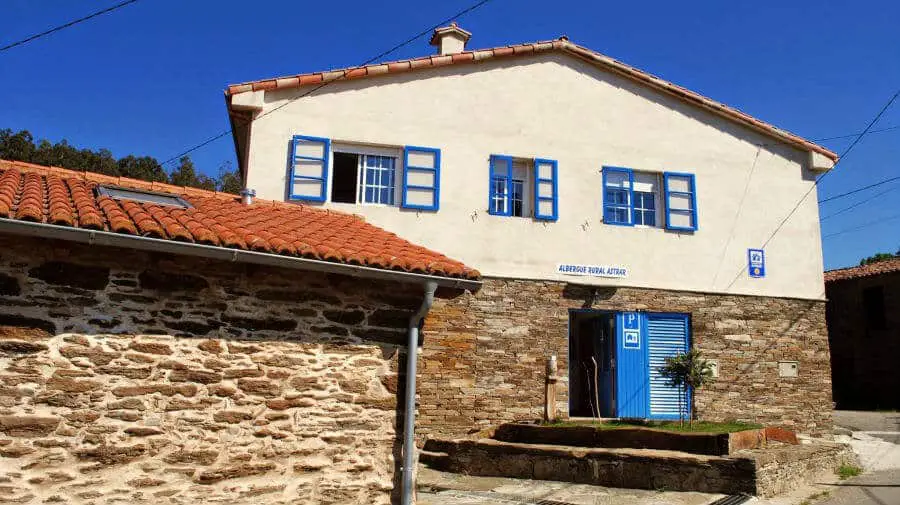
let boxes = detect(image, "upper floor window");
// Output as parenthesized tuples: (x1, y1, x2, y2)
(489, 155, 558, 221)
(603, 166, 697, 231)
(331, 145, 400, 206)
(288, 135, 441, 211)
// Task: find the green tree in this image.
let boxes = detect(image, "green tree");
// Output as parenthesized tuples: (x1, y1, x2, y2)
(860, 252, 898, 266)
(659, 350, 715, 429)
(117, 155, 168, 183)
(0, 129, 36, 161)
(169, 156, 216, 190)
(215, 161, 242, 194)
(0, 127, 240, 194)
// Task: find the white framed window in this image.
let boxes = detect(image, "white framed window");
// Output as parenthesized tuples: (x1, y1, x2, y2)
(632, 172, 661, 227)
(331, 144, 402, 206)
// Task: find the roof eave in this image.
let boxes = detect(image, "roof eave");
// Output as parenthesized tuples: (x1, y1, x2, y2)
(0, 218, 483, 291)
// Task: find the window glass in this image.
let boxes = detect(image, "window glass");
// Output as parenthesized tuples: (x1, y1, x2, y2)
(360, 155, 396, 205)
(634, 191, 656, 226)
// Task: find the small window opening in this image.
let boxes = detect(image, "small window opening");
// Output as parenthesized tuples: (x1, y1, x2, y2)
(331, 147, 399, 206)
(863, 285, 887, 330)
(96, 186, 191, 208)
(331, 152, 358, 203)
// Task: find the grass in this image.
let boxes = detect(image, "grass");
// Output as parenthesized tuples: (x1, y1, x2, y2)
(799, 490, 830, 505)
(543, 419, 763, 433)
(837, 464, 862, 480)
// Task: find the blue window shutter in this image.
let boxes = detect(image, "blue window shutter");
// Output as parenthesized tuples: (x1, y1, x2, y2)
(602, 166, 634, 226)
(533, 158, 558, 221)
(646, 313, 691, 420)
(288, 135, 330, 202)
(488, 155, 513, 216)
(663, 172, 698, 231)
(401, 146, 441, 211)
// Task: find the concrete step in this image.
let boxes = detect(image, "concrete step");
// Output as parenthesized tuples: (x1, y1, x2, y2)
(422, 437, 856, 497)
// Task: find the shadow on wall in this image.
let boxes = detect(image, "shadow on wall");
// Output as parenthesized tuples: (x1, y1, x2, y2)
(0, 234, 471, 504)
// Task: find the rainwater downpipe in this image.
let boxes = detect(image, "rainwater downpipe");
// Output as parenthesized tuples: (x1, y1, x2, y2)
(401, 281, 437, 505)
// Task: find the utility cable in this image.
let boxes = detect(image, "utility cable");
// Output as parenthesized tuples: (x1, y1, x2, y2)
(822, 212, 900, 239)
(819, 175, 900, 203)
(159, 0, 494, 166)
(820, 184, 900, 221)
(722, 88, 900, 291)
(0, 0, 141, 53)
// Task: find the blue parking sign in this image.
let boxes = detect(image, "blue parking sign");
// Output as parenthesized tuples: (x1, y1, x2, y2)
(748, 249, 765, 278)
(623, 312, 639, 330)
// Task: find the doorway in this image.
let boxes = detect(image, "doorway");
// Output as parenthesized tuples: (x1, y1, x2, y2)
(568, 311, 616, 417)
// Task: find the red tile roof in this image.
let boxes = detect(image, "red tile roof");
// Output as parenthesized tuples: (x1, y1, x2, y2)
(0, 159, 480, 280)
(226, 37, 838, 163)
(825, 258, 900, 283)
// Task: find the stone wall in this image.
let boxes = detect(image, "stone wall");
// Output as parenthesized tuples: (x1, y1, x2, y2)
(420, 279, 832, 438)
(826, 271, 900, 410)
(0, 235, 424, 504)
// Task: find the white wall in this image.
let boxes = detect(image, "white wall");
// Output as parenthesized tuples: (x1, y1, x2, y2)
(243, 52, 826, 300)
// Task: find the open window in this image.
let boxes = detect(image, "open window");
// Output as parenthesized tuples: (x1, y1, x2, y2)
(488, 155, 558, 220)
(330, 144, 401, 206)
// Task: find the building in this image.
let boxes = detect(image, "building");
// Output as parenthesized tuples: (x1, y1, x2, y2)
(0, 159, 479, 504)
(825, 258, 900, 410)
(0, 24, 838, 505)
(226, 24, 836, 437)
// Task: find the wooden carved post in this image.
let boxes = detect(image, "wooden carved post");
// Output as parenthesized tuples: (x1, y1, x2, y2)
(545, 354, 560, 422)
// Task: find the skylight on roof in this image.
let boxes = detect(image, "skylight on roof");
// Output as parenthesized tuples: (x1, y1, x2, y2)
(96, 185, 192, 208)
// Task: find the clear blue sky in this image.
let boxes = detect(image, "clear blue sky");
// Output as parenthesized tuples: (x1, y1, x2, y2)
(2, 0, 898, 270)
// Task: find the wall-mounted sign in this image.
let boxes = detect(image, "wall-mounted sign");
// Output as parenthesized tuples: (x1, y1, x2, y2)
(557, 263, 628, 278)
(622, 312, 640, 349)
(623, 330, 641, 349)
(748, 249, 765, 278)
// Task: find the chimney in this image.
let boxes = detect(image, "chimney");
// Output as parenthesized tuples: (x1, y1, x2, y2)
(429, 22, 472, 55)
(239, 188, 256, 205)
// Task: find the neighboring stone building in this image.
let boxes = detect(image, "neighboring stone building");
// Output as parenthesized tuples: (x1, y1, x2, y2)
(825, 258, 900, 410)
(226, 24, 837, 437)
(0, 159, 479, 504)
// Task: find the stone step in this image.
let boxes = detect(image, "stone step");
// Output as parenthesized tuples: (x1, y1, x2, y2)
(421, 437, 857, 497)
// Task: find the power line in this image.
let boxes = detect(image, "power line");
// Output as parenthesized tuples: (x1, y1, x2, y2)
(810, 124, 900, 143)
(723, 88, 900, 291)
(0, 0, 141, 53)
(160, 0, 494, 166)
(818, 175, 900, 203)
(822, 212, 900, 239)
(820, 184, 900, 221)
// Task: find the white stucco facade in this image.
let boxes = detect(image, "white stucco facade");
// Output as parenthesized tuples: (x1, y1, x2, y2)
(239, 52, 828, 300)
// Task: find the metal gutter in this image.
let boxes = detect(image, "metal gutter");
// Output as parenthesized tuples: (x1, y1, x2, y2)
(401, 281, 437, 505)
(0, 219, 482, 291)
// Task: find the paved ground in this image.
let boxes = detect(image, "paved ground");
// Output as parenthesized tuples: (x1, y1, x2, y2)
(834, 411, 900, 444)
(417, 467, 724, 505)
(815, 469, 900, 505)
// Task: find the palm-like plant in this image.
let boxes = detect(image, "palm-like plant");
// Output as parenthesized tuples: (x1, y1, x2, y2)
(659, 350, 715, 428)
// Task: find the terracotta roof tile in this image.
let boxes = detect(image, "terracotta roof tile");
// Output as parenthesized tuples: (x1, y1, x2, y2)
(0, 159, 479, 281)
(226, 38, 837, 162)
(824, 258, 900, 283)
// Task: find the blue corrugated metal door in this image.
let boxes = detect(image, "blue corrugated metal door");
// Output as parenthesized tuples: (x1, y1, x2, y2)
(646, 314, 690, 420)
(615, 312, 648, 418)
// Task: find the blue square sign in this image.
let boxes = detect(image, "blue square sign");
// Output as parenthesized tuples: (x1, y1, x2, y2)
(623, 312, 640, 330)
(748, 249, 765, 278)
(623, 329, 641, 350)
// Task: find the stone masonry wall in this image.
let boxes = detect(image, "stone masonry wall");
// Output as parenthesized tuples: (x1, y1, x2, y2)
(420, 279, 832, 438)
(0, 234, 424, 504)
